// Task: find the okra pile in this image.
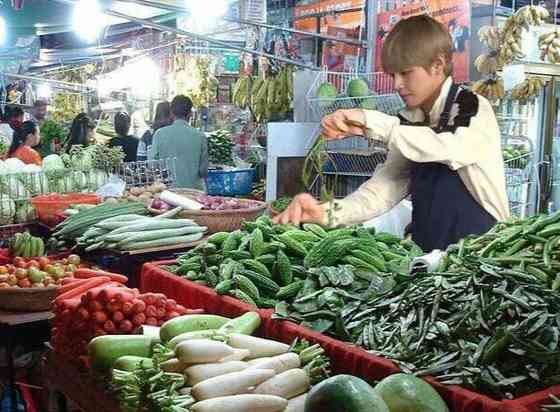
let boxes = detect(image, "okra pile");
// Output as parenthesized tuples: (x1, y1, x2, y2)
(278, 211, 560, 399)
(168, 215, 423, 309)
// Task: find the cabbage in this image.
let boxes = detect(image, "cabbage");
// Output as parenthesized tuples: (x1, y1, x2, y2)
(1, 175, 30, 199)
(0, 160, 8, 175)
(73, 171, 87, 191)
(15, 202, 37, 223)
(88, 169, 110, 191)
(0, 198, 16, 225)
(18, 172, 49, 196)
(4, 158, 25, 174)
(72, 147, 95, 170)
(42, 154, 66, 172)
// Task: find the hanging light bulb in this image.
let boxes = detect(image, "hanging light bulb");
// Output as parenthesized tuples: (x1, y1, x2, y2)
(73, 0, 106, 41)
(185, 0, 229, 32)
(0, 16, 6, 45)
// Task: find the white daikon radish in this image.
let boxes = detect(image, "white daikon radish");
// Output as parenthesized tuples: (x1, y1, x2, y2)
(247, 357, 272, 366)
(160, 190, 203, 210)
(284, 393, 307, 412)
(254, 369, 310, 399)
(160, 358, 190, 373)
(176, 339, 234, 364)
(191, 394, 287, 412)
(247, 353, 301, 374)
(227, 334, 290, 359)
(185, 361, 248, 386)
(192, 369, 275, 401)
(220, 348, 250, 362)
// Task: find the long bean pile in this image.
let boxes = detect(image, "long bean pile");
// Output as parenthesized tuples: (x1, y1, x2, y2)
(276, 211, 560, 399)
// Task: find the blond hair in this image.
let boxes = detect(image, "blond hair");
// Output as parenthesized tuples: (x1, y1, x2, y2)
(381, 15, 453, 76)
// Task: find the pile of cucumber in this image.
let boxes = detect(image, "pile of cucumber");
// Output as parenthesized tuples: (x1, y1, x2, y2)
(71, 207, 207, 252)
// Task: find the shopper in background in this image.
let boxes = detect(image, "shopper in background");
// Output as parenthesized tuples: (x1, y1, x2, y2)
(109, 112, 138, 162)
(63, 112, 97, 152)
(28, 99, 49, 126)
(137, 101, 171, 162)
(149, 95, 208, 190)
(8, 121, 42, 165)
(0, 106, 25, 147)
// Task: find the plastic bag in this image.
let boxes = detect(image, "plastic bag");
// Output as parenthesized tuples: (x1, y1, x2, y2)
(95, 175, 126, 198)
(363, 200, 412, 237)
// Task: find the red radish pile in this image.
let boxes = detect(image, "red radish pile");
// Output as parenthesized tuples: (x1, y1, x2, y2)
(51, 268, 202, 359)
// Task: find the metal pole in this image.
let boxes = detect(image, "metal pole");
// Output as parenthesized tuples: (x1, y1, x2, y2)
(112, 0, 366, 47)
(3, 72, 94, 92)
(52, 0, 317, 70)
(365, 0, 377, 72)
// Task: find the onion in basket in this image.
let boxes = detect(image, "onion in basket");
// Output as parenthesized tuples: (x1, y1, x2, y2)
(150, 198, 171, 211)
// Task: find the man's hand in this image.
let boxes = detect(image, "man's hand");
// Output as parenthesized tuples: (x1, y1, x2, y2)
(321, 109, 366, 140)
(272, 193, 326, 227)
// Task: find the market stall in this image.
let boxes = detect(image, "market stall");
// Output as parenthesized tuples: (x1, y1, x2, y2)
(6, 0, 560, 411)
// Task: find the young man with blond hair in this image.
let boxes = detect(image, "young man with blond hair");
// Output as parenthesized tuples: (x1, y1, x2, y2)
(275, 15, 509, 252)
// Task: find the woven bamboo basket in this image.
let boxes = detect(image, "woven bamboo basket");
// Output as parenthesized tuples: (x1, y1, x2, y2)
(0, 286, 58, 312)
(149, 189, 268, 234)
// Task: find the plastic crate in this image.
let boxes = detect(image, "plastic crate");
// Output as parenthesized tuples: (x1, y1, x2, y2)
(31, 193, 100, 226)
(206, 168, 255, 196)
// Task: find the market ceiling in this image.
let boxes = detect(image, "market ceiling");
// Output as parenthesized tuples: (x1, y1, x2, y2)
(1, 0, 178, 37)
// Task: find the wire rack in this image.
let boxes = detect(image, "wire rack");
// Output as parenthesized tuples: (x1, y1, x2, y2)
(102, 158, 178, 188)
(502, 136, 539, 218)
(306, 70, 404, 118)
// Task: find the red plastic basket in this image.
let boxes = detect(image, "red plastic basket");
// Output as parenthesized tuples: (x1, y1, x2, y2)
(31, 194, 100, 226)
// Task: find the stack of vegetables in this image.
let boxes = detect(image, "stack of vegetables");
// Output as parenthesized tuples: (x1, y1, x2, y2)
(0, 253, 84, 289)
(166, 216, 422, 308)
(278, 211, 560, 399)
(90, 311, 330, 412)
(206, 129, 235, 166)
(51, 202, 148, 241)
(52, 270, 194, 358)
(73, 208, 207, 252)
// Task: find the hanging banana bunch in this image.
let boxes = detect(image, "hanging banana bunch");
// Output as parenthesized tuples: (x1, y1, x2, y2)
(474, 54, 499, 75)
(478, 26, 501, 51)
(231, 65, 294, 123)
(539, 29, 560, 63)
(232, 75, 252, 108)
(515, 5, 549, 30)
(510, 77, 546, 102)
(472, 78, 505, 102)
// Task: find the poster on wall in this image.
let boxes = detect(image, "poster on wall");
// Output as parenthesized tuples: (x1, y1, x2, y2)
(293, 0, 365, 72)
(375, 0, 471, 83)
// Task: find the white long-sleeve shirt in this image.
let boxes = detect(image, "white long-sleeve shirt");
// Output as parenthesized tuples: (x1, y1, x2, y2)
(321, 77, 510, 227)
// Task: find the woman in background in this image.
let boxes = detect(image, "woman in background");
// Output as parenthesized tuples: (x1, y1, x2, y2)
(63, 112, 96, 152)
(109, 111, 138, 162)
(8, 121, 42, 165)
(137, 102, 171, 162)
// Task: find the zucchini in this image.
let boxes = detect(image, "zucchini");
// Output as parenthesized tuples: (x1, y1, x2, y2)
(107, 218, 198, 236)
(160, 314, 230, 342)
(89, 335, 156, 370)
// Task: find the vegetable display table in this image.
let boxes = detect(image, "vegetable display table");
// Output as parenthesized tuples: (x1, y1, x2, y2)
(43, 350, 119, 412)
(140, 261, 551, 412)
(0, 310, 53, 412)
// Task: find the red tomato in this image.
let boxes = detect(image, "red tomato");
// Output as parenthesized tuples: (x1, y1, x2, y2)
(38, 257, 50, 270)
(27, 260, 39, 268)
(17, 278, 32, 288)
(14, 257, 27, 268)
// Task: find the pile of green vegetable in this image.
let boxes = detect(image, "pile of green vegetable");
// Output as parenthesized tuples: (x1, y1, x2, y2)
(206, 130, 235, 166)
(502, 144, 530, 169)
(277, 211, 560, 400)
(52, 202, 148, 241)
(167, 216, 422, 308)
(270, 196, 293, 213)
(75, 207, 206, 252)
